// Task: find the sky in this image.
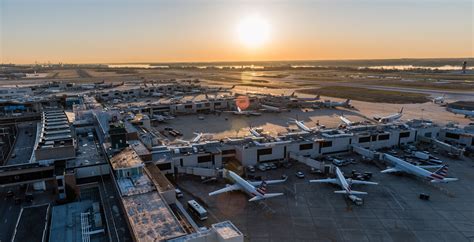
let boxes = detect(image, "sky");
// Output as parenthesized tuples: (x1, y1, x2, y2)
(1, 0, 473, 64)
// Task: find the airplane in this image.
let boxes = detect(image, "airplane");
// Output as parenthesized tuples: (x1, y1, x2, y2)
(448, 108, 474, 118)
(323, 99, 351, 108)
(310, 167, 378, 195)
(374, 108, 403, 123)
(339, 114, 355, 126)
(381, 153, 458, 183)
(261, 104, 288, 113)
(432, 94, 445, 104)
(176, 132, 210, 145)
(209, 169, 287, 202)
(230, 106, 262, 116)
(291, 94, 320, 101)
(289, 118, 319, 132)
(249, 127, 263, 137)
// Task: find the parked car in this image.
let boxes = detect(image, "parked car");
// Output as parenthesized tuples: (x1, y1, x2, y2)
(295, 171, 305, 178)
(6, 190, 14, 197)
(269, 163, 277, 169)
(175, 189, 184, 198)
(262, 163, 271, 170)
(332, 159, 343, 166)
(257, 164, 266, 172)
(310, 167, 322, 174)
(247, 165, 256, 173)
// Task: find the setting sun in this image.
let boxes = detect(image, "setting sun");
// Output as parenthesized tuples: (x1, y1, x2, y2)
(236, 15, 270, 49)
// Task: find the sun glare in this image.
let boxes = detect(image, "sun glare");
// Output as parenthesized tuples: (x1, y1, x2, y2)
(237, 15, 270, 49)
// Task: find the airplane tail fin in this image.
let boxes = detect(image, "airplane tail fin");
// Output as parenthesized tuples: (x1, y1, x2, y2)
(334, 190, 367, 195)
(255, 180, 267, 195)
(432, 165, 449, 178)
(400, 107, 404, 113)
(248, 192, 283, 202)
(291, 91, 295, 97)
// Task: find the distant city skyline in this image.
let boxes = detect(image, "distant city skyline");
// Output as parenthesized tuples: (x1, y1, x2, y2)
(1, 0, 473, 64)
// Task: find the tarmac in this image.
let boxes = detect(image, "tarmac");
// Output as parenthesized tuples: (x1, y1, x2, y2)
(177, 151, 474, 242)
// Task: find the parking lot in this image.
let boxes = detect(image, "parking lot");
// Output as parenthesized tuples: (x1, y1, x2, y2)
(177, 152, 474, 242)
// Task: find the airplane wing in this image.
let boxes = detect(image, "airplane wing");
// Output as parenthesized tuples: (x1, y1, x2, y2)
(431, 178, 458, 183)
(350, 180, 378, 185)
(334, 190, 367, 195)
(248, 193, 284, 202)
(418, 165, 443, 169)
(248, 178, 287, 186)
(309, 178, 338, 184)
(208, 184, 241, 196)
(381, 167, 402, 173)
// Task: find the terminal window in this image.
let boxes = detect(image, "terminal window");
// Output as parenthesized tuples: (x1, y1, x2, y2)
(157, 163, 172, 170)
(257, 148, 272, 156)
(320, 141, 332, 148)
(359, 136, 371, 143)
(198, 155, 213, 163)
(378, 134, 390, 140)
(445, 132, 460, 140)
(399, 132, 410, 138)
(299, 143, 313, 150)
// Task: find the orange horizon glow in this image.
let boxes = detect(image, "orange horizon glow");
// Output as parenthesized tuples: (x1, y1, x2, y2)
(1, 0, 473, 65)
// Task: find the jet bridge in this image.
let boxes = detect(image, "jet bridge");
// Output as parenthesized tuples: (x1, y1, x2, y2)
(417, 135, 464, 157)
(288, 152, 328, 171)
(351, 145, 380, 160)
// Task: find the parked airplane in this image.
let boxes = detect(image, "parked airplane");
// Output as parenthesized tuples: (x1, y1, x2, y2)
(249, 127, 263, 137)
(323, 99, 351, 108)
(289, 92, 320, 101)
(209, 169, 287, 202)
(432, 95, 445, 104)
(177, 132, 210, 145)
(230, 106, 262, 116)
(290, 118, 319, 132)
(381, 154, 458, 183)
(261, 104, 288, 113)
(339, 115, 355, 126)
(448, 108, 474, 118)
(310, 167, 378, 195)
(374, 108, 403, 123)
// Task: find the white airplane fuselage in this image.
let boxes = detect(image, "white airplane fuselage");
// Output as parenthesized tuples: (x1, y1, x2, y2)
(449, 108, 474, 118)
(335, 167, 351, 192)
(383, 154, 457, 182)
(294, 120, 312, 132)
(226, 170, 262, 197)
(339, 116, 353, 126)
(379, 113, 402, 123)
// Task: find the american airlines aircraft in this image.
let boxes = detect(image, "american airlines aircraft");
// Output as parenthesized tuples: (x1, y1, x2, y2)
(290, 118, 318, 132)
(432, 94, 445, 104)
(323, 99, 351, 108)
(230, 106, 262, 116)
(374, 108, 403, 123)
(339, 115, 355, 126)
(310, 167, 378, 195)
(448, 108, 474, 118)
(209, 170, 287, 202)
(382, 154, 458, 183)
(261, 104, 288, 113)
(177, 132, 209, 145)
